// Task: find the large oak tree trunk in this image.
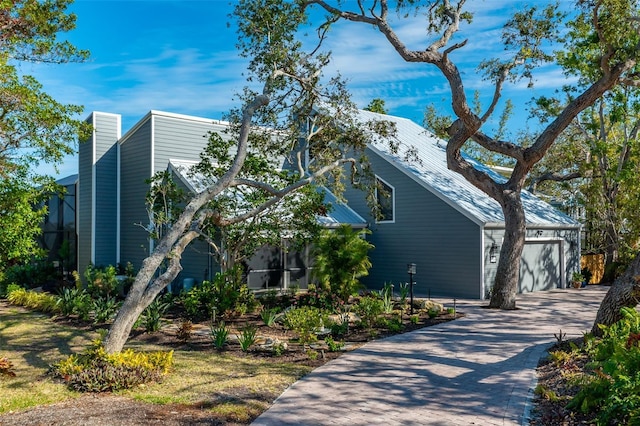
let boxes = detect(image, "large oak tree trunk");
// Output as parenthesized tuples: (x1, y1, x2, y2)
(489, 190, 526, 309)
(591, 252, 640, 337)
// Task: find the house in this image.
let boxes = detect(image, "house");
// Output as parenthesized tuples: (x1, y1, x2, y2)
(340, 109, 581, 299)
(73, 110, 365, 291)
(45, 108, 579, 300)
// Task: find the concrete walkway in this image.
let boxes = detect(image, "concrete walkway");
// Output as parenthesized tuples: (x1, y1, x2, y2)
(253, 286, 608, 426)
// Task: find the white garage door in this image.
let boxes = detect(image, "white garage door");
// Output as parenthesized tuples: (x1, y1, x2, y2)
(519, 241, 561, 293)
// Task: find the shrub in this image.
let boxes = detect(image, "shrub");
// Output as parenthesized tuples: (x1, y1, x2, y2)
(178, 266, 256, 321)
(295, 284, 344, 312)
(50, 339, 173, 392)
(236, 324, 257, 352)
(139, 297, 171, 333)
(312, 224, 374, 303)
(353, 296, 384, 330)
(7, 287, 60, 314)
(260, 308, 280, 327)
(92, 296, 121, 324)
(56, 287, 93, 320)
(568, 307, 640, 424)
(324, 336, 344, 352)
(377, 283, 394, 314)
(283, 306, 326, 348)
(210, 321, 229, 350)
(2, 259, 58, 290)
(84, 264, 119, 298)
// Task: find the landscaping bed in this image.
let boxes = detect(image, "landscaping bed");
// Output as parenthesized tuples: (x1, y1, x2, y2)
(0, 294, 461, 425)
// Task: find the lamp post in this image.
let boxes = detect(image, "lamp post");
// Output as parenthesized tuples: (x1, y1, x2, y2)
(408, 263, 416, 315)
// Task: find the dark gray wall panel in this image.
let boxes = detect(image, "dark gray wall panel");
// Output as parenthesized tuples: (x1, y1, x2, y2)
(344, 148, 482, 299)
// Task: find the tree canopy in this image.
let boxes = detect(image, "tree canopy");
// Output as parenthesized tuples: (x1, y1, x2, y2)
(0, 0, 89, 268)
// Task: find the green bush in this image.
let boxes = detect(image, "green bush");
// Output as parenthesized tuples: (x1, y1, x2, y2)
(312, 224, 374, 303)
(138, 297, 171, 333)
(569, 307, 640, 424)
(236, 324, 257, 352)
(210, 321, 229, 350)
(283, 306, 327, 348)
(353, 296, 384, 330)
(50, 338, 173, 392)
(6, 287, 60, 314)
(2, 259, 58, 289)
(56, 287, 91, 318)
(92, 296, 121, 324)
(179, 266, 256, 321)
(84, 264, 118, 298)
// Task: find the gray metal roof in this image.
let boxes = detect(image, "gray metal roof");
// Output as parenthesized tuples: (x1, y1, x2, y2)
(168, 159, 367, 229)
(356, 109, 579, 228)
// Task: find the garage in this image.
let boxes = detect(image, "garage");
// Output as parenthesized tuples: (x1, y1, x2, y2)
(519, 240, 563, 293)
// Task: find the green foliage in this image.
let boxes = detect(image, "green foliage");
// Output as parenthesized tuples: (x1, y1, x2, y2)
(236, 324, 258, 352)
(364, 98, 388, 114)
(384, 315, 404, 333)
(568, 307, 640, 424)
(377, 283, 394, 314)
(56, 287, 91, 320)
(1, 258, 58, 289)
(50, 338, 173, 392)
(324, 336, 344, 352)
(293, 284, 344, 312)
(3, 283, 23, 298)
(272, 340, 287, 356)
(353, 296, 384, 330)
(410, 314, 420, 324)
(91, 296, 121, 324)
(312, 225, 374, 303)
(0, 0, 90, 267)
(84, 265, 118, 298)
(260, 308, 280, 327)
(210, 321, 229, 350)
(283, 306, 326, 348)
(179, 267, 256, 321)
(6, 287, 60, 314)
(139, 297, 171, 333)
(428, 307, 441, 318)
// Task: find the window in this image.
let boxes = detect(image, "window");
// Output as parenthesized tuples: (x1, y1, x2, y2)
(375, 176, 394, 223)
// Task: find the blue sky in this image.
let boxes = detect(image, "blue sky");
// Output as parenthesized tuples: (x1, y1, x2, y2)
(27, 0, 573, 179)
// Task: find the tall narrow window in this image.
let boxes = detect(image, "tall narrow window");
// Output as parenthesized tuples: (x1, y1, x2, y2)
(375, 176, 394, 223)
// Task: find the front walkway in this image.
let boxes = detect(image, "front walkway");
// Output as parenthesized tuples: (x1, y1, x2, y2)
(253, 286, 608, 425)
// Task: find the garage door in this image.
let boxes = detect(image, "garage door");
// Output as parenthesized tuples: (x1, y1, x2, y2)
(519, 241, 561, 293)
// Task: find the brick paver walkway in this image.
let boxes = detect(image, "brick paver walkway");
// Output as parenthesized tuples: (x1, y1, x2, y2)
(253, 287, 607, 425)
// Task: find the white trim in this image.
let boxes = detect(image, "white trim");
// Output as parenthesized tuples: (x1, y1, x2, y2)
(116, 114, 122, 264)
(149, 115, 156, 255)
(90, 113, 97, 264)
(374, 175, 395, 224)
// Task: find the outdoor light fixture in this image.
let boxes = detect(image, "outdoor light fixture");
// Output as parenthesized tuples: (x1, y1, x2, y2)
(489, 243, 499, 263)
(407, 263, 416, 314)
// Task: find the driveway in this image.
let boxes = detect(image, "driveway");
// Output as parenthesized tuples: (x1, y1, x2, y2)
(253, 286, 607, 425)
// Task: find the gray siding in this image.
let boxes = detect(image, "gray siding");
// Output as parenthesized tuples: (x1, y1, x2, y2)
(77, 115, 94, 276)
(344, 148, 482, 299)
(152, 114, 221, 173)
(93, 113, 120, 267)
(484, 227, 581, 296)
(119, 119, 152, 271)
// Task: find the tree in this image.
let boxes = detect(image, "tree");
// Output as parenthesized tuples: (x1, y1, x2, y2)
(302, 0, 640, 309)
(103, 0, 392, 354)
(530, 87, 640, 270)
(0, 0, 89, 269)
(312, 224, 374, 303)
(364, 98, 388, 115)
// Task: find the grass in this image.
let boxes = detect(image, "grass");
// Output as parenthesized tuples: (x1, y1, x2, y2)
(0, 305, 91, 412)
(0, 302, 312, 422)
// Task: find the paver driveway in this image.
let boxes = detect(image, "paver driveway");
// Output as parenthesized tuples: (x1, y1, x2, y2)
(253, 286, 608, 425)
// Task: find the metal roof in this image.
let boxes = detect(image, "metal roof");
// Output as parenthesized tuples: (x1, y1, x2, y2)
(168, 159, 367, 229)
(356, 109, 579, 228)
